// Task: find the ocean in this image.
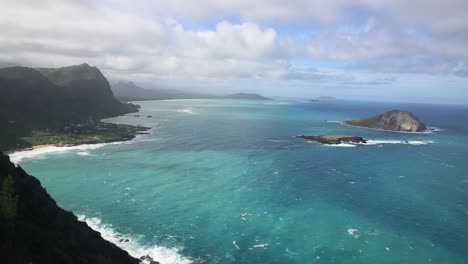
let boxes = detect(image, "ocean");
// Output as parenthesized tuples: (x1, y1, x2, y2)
(10, 99, 468, 264)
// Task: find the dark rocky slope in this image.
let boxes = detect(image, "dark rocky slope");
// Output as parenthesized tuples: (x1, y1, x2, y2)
(344, 110, 427, 132)
(0, 152, 141, 264)
(0, 64, 139, 150)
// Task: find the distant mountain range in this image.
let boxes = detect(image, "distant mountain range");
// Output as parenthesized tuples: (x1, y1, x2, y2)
(111, 81, 272, 101)
(221, 93, 272, 100)
(111, 81, 215, 101)
(309, 96, 336, 102)
(0, 64, 138, 150)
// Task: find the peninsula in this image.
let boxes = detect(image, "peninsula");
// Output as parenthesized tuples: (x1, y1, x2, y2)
(344, 110, 427, 132)
(0, 64, 144, 151)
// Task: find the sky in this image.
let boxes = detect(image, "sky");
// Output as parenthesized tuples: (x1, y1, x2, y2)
(1, 0, 468, 104)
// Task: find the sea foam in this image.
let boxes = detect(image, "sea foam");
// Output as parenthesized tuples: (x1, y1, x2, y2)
(176, 108, 196, 114)
(9, 143, 108, 164)
(364, 140, 434, 145)
(325, 139, 434, 148)
(77, 215, 192, 264)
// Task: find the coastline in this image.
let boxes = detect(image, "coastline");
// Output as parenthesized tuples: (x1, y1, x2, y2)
(7, 125, 152, 164)
(5, 143, 57, 155)
(339, 121, 436, 134)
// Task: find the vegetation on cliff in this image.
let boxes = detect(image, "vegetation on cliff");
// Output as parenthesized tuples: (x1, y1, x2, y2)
(0, 64, 140, 151)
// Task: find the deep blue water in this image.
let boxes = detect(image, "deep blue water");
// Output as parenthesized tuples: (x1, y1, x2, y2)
(13, 99, 468, 264)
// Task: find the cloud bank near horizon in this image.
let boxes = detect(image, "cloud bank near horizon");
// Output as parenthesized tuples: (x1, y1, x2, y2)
(1, 0, 467, 102)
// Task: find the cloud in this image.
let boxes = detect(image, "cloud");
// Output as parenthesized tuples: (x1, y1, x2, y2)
(0, 0, 297, 87)
(306, 17, 468, 77)
(0, 0, 468, 101)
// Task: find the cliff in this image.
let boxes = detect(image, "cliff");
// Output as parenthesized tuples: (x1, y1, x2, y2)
(0, 152, 141, 264)
(344, 110, 427, 132)
(0, 64, 139, 150)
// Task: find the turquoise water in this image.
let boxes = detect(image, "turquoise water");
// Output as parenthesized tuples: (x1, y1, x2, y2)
(13, 99, 468, 263)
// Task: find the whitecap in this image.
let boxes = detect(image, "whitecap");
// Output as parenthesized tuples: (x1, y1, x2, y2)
(364, 140, 434, 145)
(233, 241, 240, 250)
(77, 215, 192, 264)
(176, 108, 196, 114)
(76, 151, 92, 156)
(347, 228, 360, 239)
(252, 243, 270, 249)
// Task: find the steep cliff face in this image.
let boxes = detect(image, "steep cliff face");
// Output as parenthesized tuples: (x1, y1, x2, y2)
(345, 110, 427, 132)
(0, 64, 139, 150)
(37, 64, 133, 116)
(0, 152, 140, 264)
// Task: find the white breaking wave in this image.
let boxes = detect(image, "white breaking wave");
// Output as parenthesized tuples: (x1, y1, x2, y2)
(9, 143, 110, 164)
(76, 151, 92, 156)
(347, 228, 360, 239)
(176, 108, 196, 114)
(364, 140, 434, 145)
(324, 139, 434, 148)
(77, 215, 192, 264)
(328, 143, 357, 148)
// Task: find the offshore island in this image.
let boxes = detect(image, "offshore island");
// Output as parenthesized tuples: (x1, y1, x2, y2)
(298, 110, 427, 145)
(343, 109, 427, 132)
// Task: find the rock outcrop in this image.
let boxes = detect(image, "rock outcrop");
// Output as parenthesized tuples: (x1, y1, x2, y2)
(0, 152, 141, 264)
(344, 110, 427, 132)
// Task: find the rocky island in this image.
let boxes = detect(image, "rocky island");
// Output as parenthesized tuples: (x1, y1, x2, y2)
(344, 110, 427, 132)
(297, 135, 367, 145)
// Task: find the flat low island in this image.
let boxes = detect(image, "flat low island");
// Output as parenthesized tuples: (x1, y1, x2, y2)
(297, 135, 367, 145)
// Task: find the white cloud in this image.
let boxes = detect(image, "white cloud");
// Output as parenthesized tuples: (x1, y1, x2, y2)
(0, 0, 298, 87)
(0, 0, 468, 98)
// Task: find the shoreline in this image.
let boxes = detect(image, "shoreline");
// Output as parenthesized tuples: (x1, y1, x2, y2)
(5, 143, 72, 155)
(338, 121, 436, 134)
(7, 126, 153, 164)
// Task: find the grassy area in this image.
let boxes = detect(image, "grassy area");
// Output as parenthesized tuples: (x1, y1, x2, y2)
(297, 135, 366, 144)
(9, 123, 149, 151)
